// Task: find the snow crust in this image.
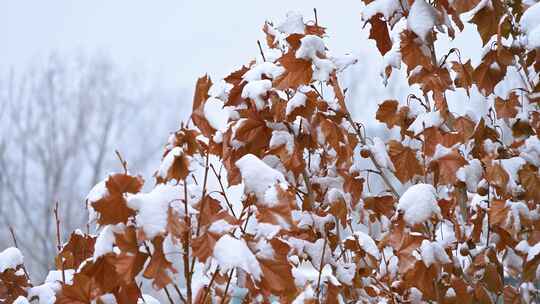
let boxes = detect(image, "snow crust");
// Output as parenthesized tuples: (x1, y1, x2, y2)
(242, 62, 284, 81)
(408, 0, 438, 41)
(128, 184, 191, 239)
(397, 183, 440, 225)
(235, 154, 287, 201)
(362, 0, 402, 20)
(241, 79, 272, 110)
(296, 35, 326, 60)
(456, 159, 483, 192)
(286, 91, 307, 116)
(408, 111, 443, 135)
(0, 247, 24, 272)
(276, 11, 305, 34)
(269, 130, 294, 154)
(520, 2, 540, 49)
(348, 231, 380, 259)
(419, 240, 450, 266)
(213, 234, 262, 280)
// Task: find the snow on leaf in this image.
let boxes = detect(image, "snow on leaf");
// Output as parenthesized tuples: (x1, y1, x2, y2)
(91, 173, 144, 226)
(213, 235, 262, 281)
(397, 183, 440, 226)
(407, 0, 438, 42)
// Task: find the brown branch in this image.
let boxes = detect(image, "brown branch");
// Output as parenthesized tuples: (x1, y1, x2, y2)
(344, 113, 400, 197)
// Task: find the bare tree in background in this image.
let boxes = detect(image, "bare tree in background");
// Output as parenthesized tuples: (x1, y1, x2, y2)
(0, 53, 184, 278)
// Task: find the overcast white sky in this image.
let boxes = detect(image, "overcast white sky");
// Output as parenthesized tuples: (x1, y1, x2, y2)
(0, 1, 371, 89)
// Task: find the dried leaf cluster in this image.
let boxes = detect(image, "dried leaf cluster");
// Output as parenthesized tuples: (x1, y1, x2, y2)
(2, 1, 540, 303)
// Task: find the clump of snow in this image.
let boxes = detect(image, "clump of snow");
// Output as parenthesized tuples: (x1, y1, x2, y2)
(520, 2, 540, 49)
(208, 219, 235, 234)
(0, 247, 24, 272)
(93, 225, 117, 260)
(269, 130, 295, 154)
(13, 297, 30, 304)
(525, 242, 540, 262)
(520, 135, 540, 167)
(128, 184, 191, 239)
(418, 240, 451, 267)
(243, 62, 285, 81)
(286, 91, 308, 116)
(296, 35, 326, 60)
(456, 159, 483, 192)
(45, 269, 75, 284)
(213, 235, 262, 280)
(397, 183, 440, 225)
(312, 58, 336, 82)
(432, 144, 453, 160)
(28, 284, 57, 304)
(408, 111, 443, 135)
(235, 154, 287, 201)
(331, 53, 359, 72)
(348, 231, 380, 259)
(241, 79, 272, 110)
(362, 0, 402, 20)
(138, 295, 161, 304)
(408, 0, 438, 41)
(276, 11, 305, 35)
(292, 285, 315, 304)
(204, 97, 230, 131)
(368, 137, 395, 171)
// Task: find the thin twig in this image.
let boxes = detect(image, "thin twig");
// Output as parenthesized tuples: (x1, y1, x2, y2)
(8, 226, 31, 282)
(220, 269, 235, 304)
(115, 149, 128, 174)
(54, 201, 66, 284)
(316, 234, 328, 299)
(257, 40, 266, 62)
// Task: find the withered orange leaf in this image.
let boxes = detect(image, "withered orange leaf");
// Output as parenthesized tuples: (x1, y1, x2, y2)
(143, 237, 177, 290)
(375, 99, 399, 128)
(451, 60, 473, 95)
(431, 149, 468, 185)
(518, 164, 540, 202)
(473, 50, 507, 96)
(92, 174, 143, 225)
(274, 50, 313, 90)
(224, 65, 249, 107)
(367, 13, 392, 56)
(485, 162, 509, 191)
(191, 75, 215, 138)
(495, 92, 520, 119)
(408, 66, 453, 93)
(388, 140, 424, 183)
(470, 0, 503, 46)
(400, 30, 433, 73)
(363, 195, 395, 219)
(257, 239, 296, 297)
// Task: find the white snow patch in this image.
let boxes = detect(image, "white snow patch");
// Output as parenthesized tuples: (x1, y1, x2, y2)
(520, 2, 540, 49)
(418, 239, 451, 267)
(128, 184, 192, 239)
(276, 11, 305, 35)
(269, 130, 295, 154)
(241, 80, 272, 110)
(286, 91, 307, 116)
(235, 154, 287, 201)
(408, 111, 443, 135)
(397, 183, 440, 225)
(296, 35, 326, 60)
(0, 247, 24, 272)
(408, 0, 438, 41)
(243, 62, 285, 81)
(213, 235, 262, 280)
